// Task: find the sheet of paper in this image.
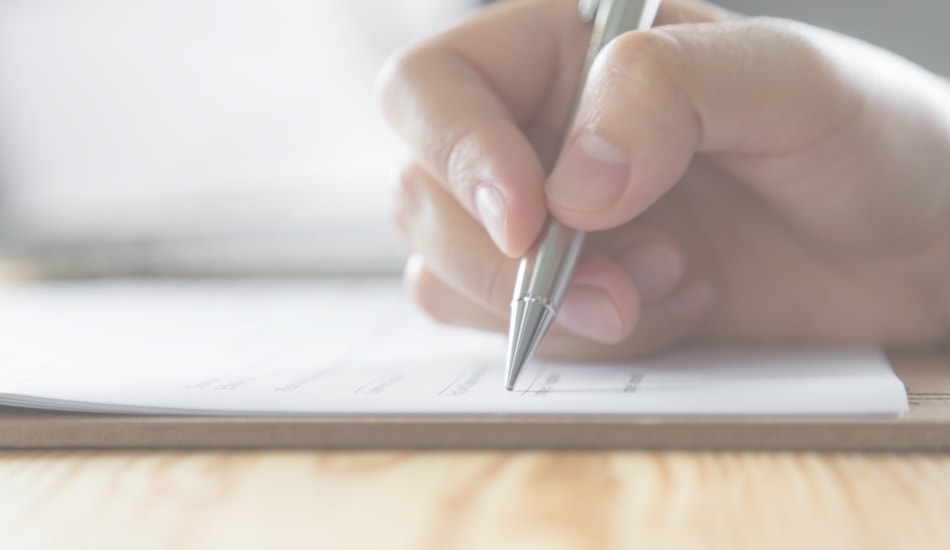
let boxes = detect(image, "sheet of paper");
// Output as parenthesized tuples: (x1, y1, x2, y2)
(0, 278, 908, 416)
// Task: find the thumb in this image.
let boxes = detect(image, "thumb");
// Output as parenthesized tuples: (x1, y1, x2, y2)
(544, 18, 862, 231)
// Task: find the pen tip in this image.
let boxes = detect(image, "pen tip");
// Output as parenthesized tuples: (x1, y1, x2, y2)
(504, 298, 556, 391)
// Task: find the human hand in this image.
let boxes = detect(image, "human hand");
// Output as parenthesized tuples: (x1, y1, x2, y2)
(377, 0, 950, 359)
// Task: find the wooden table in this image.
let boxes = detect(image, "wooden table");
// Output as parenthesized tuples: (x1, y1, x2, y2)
(2, 450, 949, 548)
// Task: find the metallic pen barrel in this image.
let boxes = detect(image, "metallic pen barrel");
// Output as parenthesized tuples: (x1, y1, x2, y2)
(504, 0, 661, 391)
(505, 223, 586, 390)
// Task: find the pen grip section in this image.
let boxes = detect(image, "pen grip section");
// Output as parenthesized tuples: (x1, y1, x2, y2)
(512, 220, 586, 311)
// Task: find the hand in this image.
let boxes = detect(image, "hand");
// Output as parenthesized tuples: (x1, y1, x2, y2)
(377, 0, 950, 359)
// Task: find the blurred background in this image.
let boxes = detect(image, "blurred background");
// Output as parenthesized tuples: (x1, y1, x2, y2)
(0, 0, 946, 277)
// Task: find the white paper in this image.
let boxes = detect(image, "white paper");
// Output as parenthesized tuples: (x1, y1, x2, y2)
(0, 278, 908, 416)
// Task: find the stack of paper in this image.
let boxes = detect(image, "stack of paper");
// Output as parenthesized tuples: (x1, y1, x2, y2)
(0, 278, 908, 417)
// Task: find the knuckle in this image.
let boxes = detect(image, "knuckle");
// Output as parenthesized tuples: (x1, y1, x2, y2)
(442, 124, 483, 203)
(404, 259, 436, 317)
(374, 40, 436, 123)
(442, 118, 519, 213)
(745, 16, 809, 40)
(374, 48, 410, 121)
(743, 18, 824, 70)
(394, 161, 427, 200)
(406, 264, 454, 325)
(597, 29, 687, 99)
(390, 161, 430, 244)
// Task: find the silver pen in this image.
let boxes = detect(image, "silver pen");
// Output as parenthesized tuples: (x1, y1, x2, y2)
(505, 0, 661, 390)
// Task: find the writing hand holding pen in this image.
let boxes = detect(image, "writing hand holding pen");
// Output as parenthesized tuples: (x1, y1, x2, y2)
(378, 0, 950, 365)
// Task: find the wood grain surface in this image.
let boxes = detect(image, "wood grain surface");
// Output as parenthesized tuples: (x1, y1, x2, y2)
(2, 450, 949, 549)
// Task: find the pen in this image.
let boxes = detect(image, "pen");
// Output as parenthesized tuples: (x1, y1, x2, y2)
(504, 0, 661, 391)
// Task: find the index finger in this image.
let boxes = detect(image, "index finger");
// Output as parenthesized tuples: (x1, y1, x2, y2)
(376, 0, 581, 257)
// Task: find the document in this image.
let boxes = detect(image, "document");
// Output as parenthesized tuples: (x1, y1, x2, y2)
(0, 278, 908, 416)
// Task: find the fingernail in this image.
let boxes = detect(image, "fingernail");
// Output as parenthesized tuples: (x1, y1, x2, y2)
(619, 243, 683, 301)
(667, 280, 714, 322)
(546, 134, 629, 211)
(402, 254, 425, 290)
(475, 184, 508, 251)
(557, 284, 623, 342)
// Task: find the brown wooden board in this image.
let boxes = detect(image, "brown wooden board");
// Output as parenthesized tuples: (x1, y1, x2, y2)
(1, 351, 948, 451)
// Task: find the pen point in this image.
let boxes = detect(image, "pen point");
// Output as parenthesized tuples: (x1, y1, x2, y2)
(504, 298, 556, 391)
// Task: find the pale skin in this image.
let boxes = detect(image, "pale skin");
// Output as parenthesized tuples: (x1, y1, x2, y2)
(377, 0, 950, 359)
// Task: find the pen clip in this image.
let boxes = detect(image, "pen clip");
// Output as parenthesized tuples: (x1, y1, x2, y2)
(578, 0, 600, 23)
